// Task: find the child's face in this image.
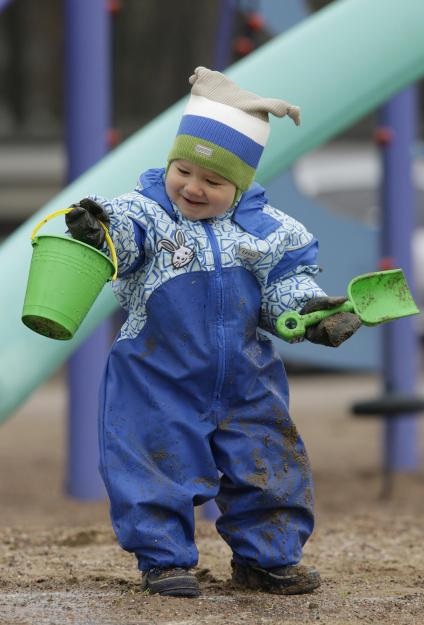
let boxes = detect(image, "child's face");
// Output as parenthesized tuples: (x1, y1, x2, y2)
(166, 160, 237, 220)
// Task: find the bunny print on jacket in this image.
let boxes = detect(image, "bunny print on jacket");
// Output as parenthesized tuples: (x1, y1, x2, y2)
(158, 230, 195, 269)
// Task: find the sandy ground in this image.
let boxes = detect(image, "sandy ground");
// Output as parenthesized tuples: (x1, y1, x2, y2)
(0, 368, 423, 625)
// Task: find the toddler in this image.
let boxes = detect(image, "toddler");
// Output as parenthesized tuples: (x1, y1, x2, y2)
(66, 67, 360, 597)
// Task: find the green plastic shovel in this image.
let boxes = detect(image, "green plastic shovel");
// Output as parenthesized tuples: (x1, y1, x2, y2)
(275, 269, 420, 342)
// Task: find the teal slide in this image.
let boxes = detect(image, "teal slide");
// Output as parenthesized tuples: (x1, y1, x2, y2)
(1, 0, 424, 421)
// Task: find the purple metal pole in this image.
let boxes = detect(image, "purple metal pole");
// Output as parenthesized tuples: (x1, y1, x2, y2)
(64, 0, 110, 180)
(213, 0, 237, 71)
(0, 0, 13, 12)
(378, 88, 420, 472)
(64, 0, 111, 499)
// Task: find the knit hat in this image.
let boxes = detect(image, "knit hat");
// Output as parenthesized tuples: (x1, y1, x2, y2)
(167, 66, 300, 192)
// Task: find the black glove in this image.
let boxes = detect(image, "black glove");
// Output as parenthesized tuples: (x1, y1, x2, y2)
(65, 198, 110, 249)
(300, 296, 361, 347)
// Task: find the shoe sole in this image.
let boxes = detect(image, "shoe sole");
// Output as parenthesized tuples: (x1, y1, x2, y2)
(144, 575, 200, 598)
(232, 567, 321, 595)
(160, 587, 200, 598)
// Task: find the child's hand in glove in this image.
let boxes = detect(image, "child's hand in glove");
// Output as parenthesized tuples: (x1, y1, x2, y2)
(65, 198, 110, 249)
(300, 296, 361, 347)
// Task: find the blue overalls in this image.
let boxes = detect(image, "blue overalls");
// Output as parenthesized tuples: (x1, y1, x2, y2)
(96, 168, 325, 572)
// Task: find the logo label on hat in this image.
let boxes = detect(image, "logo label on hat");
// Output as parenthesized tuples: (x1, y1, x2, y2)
(195, 144, 213, 157)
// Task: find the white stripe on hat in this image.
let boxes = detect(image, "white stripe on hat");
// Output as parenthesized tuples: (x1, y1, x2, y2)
(184, 94, 269, 147)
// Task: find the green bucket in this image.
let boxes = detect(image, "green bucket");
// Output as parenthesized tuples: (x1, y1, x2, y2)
(22, 208, 117, 340)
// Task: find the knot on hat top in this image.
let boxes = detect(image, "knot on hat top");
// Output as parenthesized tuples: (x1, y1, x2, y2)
(189, 66, 301, 126)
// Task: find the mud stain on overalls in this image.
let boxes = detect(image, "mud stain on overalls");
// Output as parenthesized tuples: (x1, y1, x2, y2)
(245, 447, 269, 489)
(218, 413, 233, 430)
(194, 477, 218, 489)
(151, 450, 169, 462)
(138, 336, 157, 360)
(260, 529, 275, 545)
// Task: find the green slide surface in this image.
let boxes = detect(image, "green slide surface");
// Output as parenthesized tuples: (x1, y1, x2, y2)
(1, 0, 423, 421)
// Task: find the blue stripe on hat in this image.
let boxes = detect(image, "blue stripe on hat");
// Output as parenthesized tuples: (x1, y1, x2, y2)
(177, 114, 263, 169)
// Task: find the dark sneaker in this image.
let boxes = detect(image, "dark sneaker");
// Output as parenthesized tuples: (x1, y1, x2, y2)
(141, 567, 200, 597)
(231, 561, 321, 595)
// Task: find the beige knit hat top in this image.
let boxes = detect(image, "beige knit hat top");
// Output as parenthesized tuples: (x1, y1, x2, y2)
(189, 66, 300, 126)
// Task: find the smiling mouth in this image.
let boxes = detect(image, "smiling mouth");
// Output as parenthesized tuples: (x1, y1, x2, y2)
(183, 197, 206, 206)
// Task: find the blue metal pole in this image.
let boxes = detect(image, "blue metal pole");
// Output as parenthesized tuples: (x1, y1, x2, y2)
(64, 0, 110, 180)
(378, 88, 420, 472)
(64, 0, 111, 499)
(0, 0, 12, 12)
(0, 0, 13, 12)
(213, 0, 237, 71)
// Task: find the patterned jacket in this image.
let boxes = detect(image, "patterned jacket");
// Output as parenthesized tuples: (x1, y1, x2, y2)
(92, 168, 325, 341)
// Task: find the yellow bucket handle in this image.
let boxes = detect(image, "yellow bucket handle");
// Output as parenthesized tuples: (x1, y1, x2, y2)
(31, 207, 118, 281)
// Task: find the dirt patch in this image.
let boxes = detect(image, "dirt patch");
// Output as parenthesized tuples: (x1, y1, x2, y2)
(0, 370, 423, 624)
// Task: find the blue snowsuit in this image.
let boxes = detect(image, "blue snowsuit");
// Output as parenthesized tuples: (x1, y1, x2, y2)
(95, 168, 325, 572)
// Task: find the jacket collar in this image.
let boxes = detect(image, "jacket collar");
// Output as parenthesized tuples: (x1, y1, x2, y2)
(137, 168, 176, 220)
(136, 168, 280, 238)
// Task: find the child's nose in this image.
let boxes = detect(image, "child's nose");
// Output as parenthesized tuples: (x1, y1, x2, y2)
(185, 179, 204, 197)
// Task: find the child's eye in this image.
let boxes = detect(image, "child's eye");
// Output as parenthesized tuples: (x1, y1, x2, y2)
(177, 167, 190, 175)
(207, 179, 219, 186)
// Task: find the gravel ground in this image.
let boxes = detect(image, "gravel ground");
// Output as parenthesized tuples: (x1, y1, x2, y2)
(0, 369, 423, 625)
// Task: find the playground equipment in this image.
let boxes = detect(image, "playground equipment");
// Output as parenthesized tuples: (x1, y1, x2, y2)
(350, 91, 423, 485)
(0, 0, 423, 503)
(276, 270, 419, 342)
(63, 0, 113, 499)
(1, 0, 423, 423)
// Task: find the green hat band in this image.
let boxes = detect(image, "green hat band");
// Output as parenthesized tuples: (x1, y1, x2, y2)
(167, 135, 256, 192)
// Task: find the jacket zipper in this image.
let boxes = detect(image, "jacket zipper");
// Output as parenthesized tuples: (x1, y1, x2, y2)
(203, 222, 225, 403)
